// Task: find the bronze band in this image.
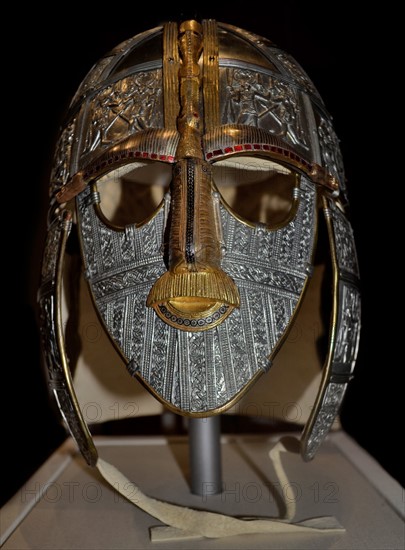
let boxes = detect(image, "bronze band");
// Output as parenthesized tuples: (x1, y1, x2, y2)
(163, 22, 181, 130)
(202, 19, 220, 132)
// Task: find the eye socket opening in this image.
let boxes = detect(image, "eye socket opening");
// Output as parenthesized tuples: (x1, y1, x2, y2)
(93, 161, 172, 230)
(212, 156, 299, 229)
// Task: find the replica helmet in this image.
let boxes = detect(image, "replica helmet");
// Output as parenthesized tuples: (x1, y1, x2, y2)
(39, 20, 360, 467)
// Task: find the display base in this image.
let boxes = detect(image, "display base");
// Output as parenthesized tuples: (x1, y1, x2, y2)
(1, 432, 403, 549)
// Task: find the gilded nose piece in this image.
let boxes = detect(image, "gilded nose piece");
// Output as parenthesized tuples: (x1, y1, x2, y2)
(146, 20, 240, 331)
(146, 159, 240, 331)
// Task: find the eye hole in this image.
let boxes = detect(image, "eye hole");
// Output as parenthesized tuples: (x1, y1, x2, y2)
(94, 161, 172, 228)
(212, 157, 298, 228)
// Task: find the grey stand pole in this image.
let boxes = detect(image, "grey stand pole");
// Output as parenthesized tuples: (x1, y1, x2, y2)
(189, 416, 222, 496)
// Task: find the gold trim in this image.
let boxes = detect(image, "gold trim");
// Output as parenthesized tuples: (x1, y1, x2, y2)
(202, 19, 220, 132)
(213, 150, 338, 196)
(300, 194, 339, 460)
(56, 129, 179, 204)
(55, 210, 98, 466)
(203, 125, 339, 194)
(163, 22, 180, 130)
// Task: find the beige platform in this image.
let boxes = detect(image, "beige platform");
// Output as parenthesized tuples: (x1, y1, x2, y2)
(1, 432, 403, 549)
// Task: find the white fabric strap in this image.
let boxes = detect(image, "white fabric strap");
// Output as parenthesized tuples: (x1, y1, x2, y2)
(96, 440, 344, 542)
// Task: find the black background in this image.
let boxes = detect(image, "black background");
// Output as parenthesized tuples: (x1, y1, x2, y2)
(3, 4, 403, 507)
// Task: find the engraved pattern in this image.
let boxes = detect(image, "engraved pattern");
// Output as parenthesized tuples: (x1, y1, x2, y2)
(41, 220, 60, 281)
(127, 289, 148, 370)
(334, 284, 361, 366)
(100, 224, 115, 269)
(224, 264, 304, 295)
(149, 318, 167, 395)
(278, 221, 296, 265)
(232, 221, 251, 256)
(111, 299, 125, 349)
(221, 68, 310, 155)
(50, 119, 75, 197)
(77, 191, 98, 278)
(306, 383, 347, 460)
(318, 116, 347, 200)
(141, 216, 161, 256)
(303, 202, 361, 459)
(213, 331, 227, 404)
(227, 305, 252, 387)
(82, 70, 163, 157)
(297, 185, 313, 266)
(189, 332, 207, 411)
(93, 264, 164, 300)
(121, 230, 136, 263)
(76, 175, 317, 413)
(248, 290, 271, 371)
(171, 363, 181, 408)
(271, 296, 290, 341)
(330, 202, 359, 277)
(256, 225, 276, 258)
(274, 51, 320, 98)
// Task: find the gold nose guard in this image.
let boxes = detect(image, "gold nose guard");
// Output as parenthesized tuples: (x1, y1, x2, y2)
(146, 21, 240, 331)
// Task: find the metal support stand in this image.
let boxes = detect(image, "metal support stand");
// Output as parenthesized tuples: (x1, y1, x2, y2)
(189, 416, 222, 496)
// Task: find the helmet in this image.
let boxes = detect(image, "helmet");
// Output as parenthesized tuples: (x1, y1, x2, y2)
(39, 20, 360, 467)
